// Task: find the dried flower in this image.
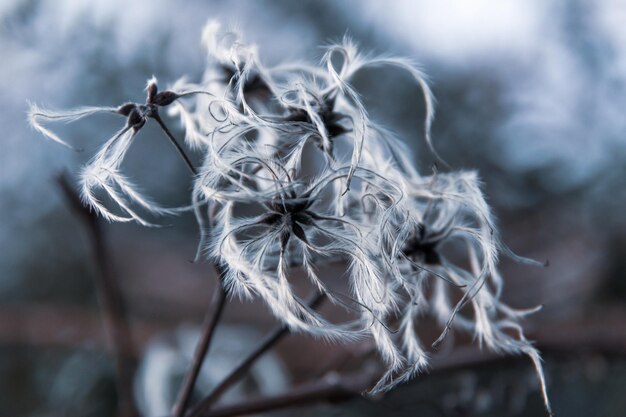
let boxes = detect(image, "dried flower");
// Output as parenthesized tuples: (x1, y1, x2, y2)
(29, 19, 552, 415)
(29, 78, 210, 225)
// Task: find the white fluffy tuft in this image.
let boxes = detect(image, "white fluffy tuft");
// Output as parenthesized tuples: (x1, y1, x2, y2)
(28, 19, 551, 412)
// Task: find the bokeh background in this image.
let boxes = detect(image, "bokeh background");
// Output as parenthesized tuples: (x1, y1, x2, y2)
(2, 1, 626, 416)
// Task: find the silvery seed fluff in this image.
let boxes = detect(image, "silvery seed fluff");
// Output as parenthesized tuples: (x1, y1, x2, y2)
(28, 19, 551, 413)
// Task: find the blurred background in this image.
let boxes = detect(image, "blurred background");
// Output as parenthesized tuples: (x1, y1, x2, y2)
(2, 1, 626, 416)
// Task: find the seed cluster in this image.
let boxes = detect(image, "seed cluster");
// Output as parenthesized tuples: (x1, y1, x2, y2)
(29, 20, 550, 411)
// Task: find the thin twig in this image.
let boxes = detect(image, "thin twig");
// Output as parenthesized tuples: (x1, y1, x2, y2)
(187, 291, 326, 417)
(195, 370, 378, 417)
(57, 173, 139, 417)
(152, 113, 197, 176)
(171, 266, 228, 417)
(192, 343, 548, 417)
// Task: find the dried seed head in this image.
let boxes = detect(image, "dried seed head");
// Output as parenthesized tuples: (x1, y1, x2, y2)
(146, 77, 158, 104)
(28, 19, 552, 414)
(153, 91, 180, 106)
(116, 103, 136, 116)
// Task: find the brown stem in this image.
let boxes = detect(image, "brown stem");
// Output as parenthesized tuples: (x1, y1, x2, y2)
(195, 370, 377, 417)
(171, 266, 228, 417)
(193, 342, 552, 417)
(187, 291, 326, 417)
(57, 174, 139, 417)
(152, 113, 197, 176)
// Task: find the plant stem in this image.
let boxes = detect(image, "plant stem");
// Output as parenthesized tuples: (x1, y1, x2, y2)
(187, 291, 326, 417)
(152, 113, 197, 176)
(193, 335, 564, 417)
(57, 174, 139, 417)
(171, 266, 228, 417)
(194, 369, 377, 417)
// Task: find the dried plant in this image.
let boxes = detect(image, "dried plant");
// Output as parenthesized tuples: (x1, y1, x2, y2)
(29, 19, 551, 416)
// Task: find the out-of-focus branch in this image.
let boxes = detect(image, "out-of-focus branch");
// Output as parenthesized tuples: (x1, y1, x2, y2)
(187, 291, 327, 417)
(171, 267, 228, 417)
(190, 307, 626, 417)
(197, 347, 516, 417)
(57, 173, 139, 417)
(197, 370, 378, 417)
(191, 348, 518, 417)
